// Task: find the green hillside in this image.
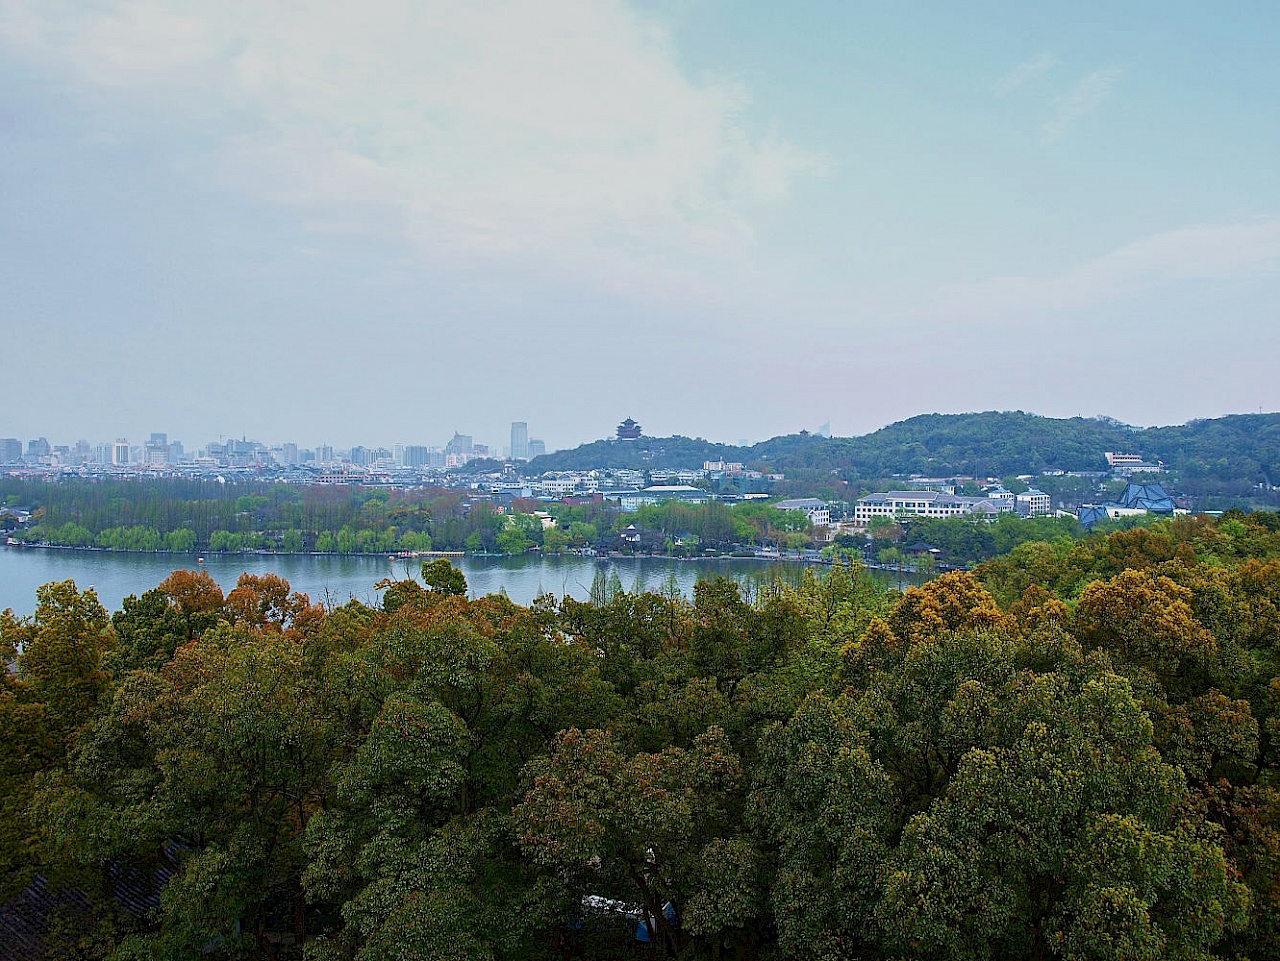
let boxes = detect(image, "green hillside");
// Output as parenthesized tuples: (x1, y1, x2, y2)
(529, 411, 1280, 488)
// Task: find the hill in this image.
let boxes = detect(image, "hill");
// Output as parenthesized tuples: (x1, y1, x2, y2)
(528, 411, 1280, 488)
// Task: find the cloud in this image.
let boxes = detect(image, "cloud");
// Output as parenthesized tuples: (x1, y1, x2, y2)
(0, 0, 823, 286)
(934, 219, 1280, 319)
(1041, 65, 1123, 142)
(994, 52, 1057, 97)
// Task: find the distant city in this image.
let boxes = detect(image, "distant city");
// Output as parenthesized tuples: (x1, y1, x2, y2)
(0, 420, 563, 473)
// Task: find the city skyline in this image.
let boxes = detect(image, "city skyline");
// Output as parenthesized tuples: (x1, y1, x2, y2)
(0, 423, 558, 465)
(3, 2, 1278, 447)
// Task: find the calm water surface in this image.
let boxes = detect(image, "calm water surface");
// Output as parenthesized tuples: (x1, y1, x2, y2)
(0, 546, 829, 616)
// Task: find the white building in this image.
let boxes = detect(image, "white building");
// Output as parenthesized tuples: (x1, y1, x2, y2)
(1104, 452, 1163, 476)
(984, 486, 1016, 508)
(613, 485, 708, 511)
(773, 498, 831, 528)
(1016, 489, 1052, 516)
(852, 491, 1013, 525)
(536, 475, 584, 496)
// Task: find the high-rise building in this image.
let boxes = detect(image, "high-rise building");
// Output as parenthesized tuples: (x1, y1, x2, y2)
(528, 439, 546, 459)
(510, 422, 529, 461)
(112, 439, 131, 465)
(444, 433, 473, 456)
(26, 437, 51, 461)
(281, 443, 299, 465)
(145, 433, 170, 465)
(404, 445, 431, 468)
(0, 438, 21, 463)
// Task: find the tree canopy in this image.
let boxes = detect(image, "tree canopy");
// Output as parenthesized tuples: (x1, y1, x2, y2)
(3, 513, 1280, 959)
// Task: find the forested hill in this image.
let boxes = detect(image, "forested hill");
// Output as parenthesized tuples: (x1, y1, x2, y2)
(527, 434, 756, 472)
(528, 411, 1280, 484)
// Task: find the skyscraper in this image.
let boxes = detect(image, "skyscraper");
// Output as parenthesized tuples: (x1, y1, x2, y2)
(145, 433, 170, 465)
(510, 421, 529, 461)
(444, 433, 473, 456)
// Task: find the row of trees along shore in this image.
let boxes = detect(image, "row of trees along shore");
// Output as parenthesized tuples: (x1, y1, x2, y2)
(4, 511, 1280, 959)
(2, 475, 1210, 562)
(3, 478, 820, 555)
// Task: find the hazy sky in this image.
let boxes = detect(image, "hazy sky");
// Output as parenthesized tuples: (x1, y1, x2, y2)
(3, 1, 1278, 453)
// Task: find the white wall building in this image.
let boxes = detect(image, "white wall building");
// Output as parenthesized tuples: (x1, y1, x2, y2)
(774, 498, 831, 528)
(853, 491, 1013, 525)
(1016, 489, 1052, 516)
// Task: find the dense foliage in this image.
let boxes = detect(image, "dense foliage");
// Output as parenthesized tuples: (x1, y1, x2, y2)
(2, 479, 818, 555)
(531, 411, 1280, 496)
(4, 511, 1280, 959)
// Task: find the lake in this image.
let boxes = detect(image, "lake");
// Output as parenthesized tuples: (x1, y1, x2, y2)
(0, 546, 839, 617)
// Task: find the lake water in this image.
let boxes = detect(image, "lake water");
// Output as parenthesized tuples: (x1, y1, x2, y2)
(0, 546, 834, 617)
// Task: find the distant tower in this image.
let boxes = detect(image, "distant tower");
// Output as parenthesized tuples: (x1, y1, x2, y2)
(510, 421, 529, 461)
(145, 433, 170, 465)
(528, 439, 546, 459)
(444, 433, 474, 456)
(616, 417, 642, 441)
(112, 439, 131, 465)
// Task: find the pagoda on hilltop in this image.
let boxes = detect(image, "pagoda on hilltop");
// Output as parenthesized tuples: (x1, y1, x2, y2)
(616, 417, 642, 441)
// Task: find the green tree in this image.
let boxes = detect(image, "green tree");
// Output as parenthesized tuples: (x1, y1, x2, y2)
(514, 727, 743, 957)
(749, 693, 895, 958)
(422, 558, 468, 597)
(541, 526, 568, 554)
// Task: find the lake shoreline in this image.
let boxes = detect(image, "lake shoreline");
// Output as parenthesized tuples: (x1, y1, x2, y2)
(0, 548, 854, 619)
(4, 540, 830, 565)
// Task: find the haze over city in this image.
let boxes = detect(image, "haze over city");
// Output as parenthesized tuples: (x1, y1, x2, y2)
(3, 1, 1278, 448)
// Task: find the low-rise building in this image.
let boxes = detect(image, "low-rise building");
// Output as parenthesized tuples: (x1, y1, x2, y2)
(1015, 489, 1051, 516)
(852, 490, 1013, 525)
(1104, 451, 1164, 476)
(611, 485, 709, 511)
(1077, 481, 1181, 527)
(983, 486, 1016, 509)
(773, 498, 831, 528)
(536, 475, 584, 496)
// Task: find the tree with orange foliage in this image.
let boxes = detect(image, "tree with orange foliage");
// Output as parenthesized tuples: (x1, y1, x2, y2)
(225, 572, 321, 634)
(1074, 569, 1217, 695)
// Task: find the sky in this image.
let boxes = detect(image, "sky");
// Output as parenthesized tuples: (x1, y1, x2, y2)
(2, 0, 1278, 454)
